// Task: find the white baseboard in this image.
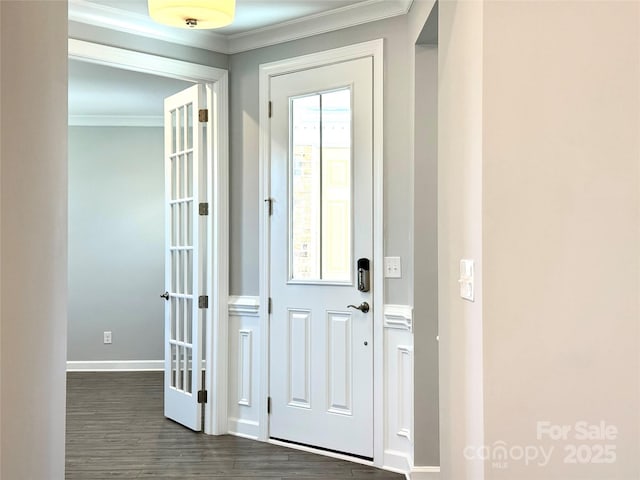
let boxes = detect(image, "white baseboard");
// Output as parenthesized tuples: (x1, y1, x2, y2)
(67, 360, 163, 372)
(227, 417, 260, 440)
(409, 466, 441, 479)
(384, 449, 412, 473)
(384, 450, 440, 479)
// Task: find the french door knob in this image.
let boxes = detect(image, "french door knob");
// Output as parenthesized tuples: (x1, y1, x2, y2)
(347, 302, 369, 313)
(160, 291, 170, 301)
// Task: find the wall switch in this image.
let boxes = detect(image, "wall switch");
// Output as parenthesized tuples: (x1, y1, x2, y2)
(459, 259, 475, 301)
(103, 331, 112, 344)
(384, 256, 402, 278)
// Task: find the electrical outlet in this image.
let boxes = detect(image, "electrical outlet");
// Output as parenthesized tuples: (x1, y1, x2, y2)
(103, 331, 112, 344)
(384, 256, 402, 278)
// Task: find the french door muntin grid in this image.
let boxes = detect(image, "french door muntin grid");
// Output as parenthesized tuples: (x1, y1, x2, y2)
(168, 100, 198, 395)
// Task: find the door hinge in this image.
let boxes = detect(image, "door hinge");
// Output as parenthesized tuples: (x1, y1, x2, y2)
(198, 109, 208, 122)
(265, 198, 273, 216)
(198, 389, 208, 404)
(199, 202, 209, 216)
(267, 396, 272, 414)
(198, 295, 209, 309)
(268, 101, 272, 118)
(268, 297, 272, 314)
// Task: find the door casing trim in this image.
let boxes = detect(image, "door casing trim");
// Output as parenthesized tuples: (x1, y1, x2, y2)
(258, 39, 384, 465)
(68, 39, 229, 436)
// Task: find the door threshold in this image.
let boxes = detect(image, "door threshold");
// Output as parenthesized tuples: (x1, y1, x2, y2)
(268, 437, 374, 465)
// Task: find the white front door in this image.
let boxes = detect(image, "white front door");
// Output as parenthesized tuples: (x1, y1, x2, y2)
(269, 57, 374, 458)
(163, 84, 208, 431)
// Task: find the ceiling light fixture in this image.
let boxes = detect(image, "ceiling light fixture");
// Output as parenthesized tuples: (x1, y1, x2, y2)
(148, 0, 235, 29)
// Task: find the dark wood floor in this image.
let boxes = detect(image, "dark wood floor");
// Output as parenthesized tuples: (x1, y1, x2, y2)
(66, 372, 404, 479)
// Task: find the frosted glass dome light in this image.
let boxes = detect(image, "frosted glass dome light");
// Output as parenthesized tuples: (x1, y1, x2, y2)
(148, 0, 235, 29)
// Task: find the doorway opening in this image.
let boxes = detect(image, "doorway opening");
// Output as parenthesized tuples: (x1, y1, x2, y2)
(67, 39, 229, 435)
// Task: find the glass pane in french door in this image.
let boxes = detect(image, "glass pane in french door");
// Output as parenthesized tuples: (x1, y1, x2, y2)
(168, 102, 195, 393)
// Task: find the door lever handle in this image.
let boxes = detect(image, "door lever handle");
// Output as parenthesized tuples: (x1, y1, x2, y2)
(347, 302, 369, 313)
(160, 291, 170, 301)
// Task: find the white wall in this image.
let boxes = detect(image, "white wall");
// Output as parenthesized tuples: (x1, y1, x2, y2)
(439, 1, 640, 479)
(68, 126, 164, 363)
(482, 2, 639, 479)
(0, 1, 68, 478)
(438, 1, 485, 479)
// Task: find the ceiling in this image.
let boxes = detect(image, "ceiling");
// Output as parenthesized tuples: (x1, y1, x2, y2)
(69, 0, 412, 122)
(86, 0, 370, 36)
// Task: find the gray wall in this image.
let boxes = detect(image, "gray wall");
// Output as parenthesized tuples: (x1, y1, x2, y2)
(406, 0, 439, 467)
(229, 16, 413, 304)
(412, 43, 439, 466)
(1, 1, 68, 477)
(68, 126, 164, 362)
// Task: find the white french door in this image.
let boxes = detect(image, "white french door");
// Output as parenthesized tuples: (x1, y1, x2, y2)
(268, 57, 374, 458)
(163, 84, 209, 431)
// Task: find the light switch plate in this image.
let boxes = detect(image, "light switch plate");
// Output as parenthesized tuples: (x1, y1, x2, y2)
(384, 256, 402, 278)
(459, 259, 474, 301)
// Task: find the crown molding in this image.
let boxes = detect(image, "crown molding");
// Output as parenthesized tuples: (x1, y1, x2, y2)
(227, 0, 412, 54)
(69, 115, 163, 127)
(68, 0, 413, 55)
